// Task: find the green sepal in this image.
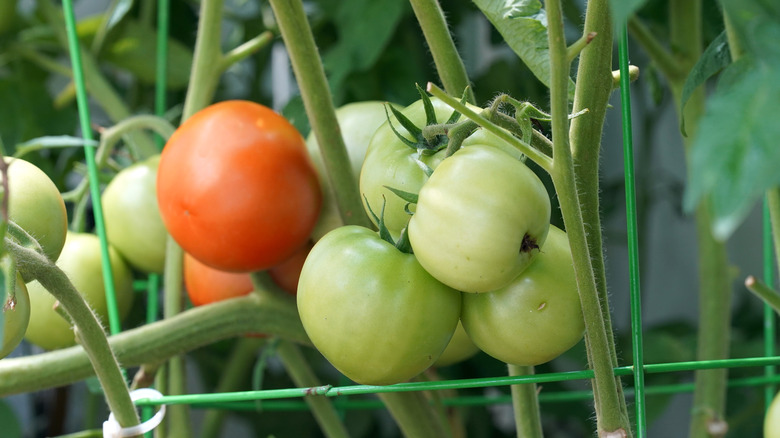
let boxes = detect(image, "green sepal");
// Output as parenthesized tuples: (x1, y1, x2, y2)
(417, 83, 438, 127)
(444, 88, 469, 125)
(387, 104, 423, 146)
(394, 226, 413, 254)
(383, 186, 419, 205)
(363, 195, 395, 246)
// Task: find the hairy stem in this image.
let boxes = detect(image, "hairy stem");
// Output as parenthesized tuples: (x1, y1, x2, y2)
(408, 0, 475, 104)
(7, 239, 140, 429)
(268, 0, 371, 229)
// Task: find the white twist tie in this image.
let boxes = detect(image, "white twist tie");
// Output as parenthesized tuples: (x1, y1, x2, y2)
(103, 388, 166, 438)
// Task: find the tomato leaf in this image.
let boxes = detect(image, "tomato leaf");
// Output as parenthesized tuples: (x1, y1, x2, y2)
(473, 0, 575, 98)
(679, 31, 731, 136)
(683, 0, 780, 240)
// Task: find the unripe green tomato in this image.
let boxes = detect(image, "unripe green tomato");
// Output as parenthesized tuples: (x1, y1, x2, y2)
(306, 101, 395, 241)
(461, 226, 584, 366)
(3, 157, 68, 265)
(24, 232, 135, 350)
(0, 273, 30, 358)
(433, 320, 480, 367)
(766, 390, 780, 438)
(408, 145, 551, 293)
(102, 155, 167, 273)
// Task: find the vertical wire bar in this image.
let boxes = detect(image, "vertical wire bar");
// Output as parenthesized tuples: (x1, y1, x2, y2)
(617, 26, 646, 436)
(143, 0, 170, 434)
(61, 0, 122, 335)
(764, 200, 777, 409)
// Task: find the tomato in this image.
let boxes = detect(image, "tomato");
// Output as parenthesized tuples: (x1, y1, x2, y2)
(157, 100, 321, 272)
(297, 225, 461, 385)
(359, 97, 514, 238)
(102, 155, 167, 274)
(0, 273, 30, 358)
(3, 157, 68, 264)
(306, 101, 396, 240)
(460, 226, 584, 366)
(766, 390, 780, 437)
(408, 145, 551, 293)
(24, 232, 135, 350)
(433, 320, 480, 367)
(184, 242, 309, 306)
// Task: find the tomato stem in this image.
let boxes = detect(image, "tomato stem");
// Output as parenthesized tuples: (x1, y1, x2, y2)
(508, 365, 543, 438)
(6, 238, 141, 430)
(408, 0, 475, 104)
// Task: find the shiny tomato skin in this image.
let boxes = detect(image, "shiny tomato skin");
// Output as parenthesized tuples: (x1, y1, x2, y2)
(297, 225, 461, 385)
(3, 157, 68, 264)
(184, 252, 254, 307)
(157, 100, 321, 272)
(461, 226, 584, 366)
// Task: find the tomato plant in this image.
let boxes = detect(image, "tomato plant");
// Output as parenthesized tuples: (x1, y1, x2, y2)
(0, 273, 29, 359)
(434, 321, 480, 367)
(766, 390, 780, 438)
(297, 225, 461, 385)
(408, 144, 551, 293)
(461, 226, 584, 366)
(3, 157, 68, 265)
(359, 95, 512, 238)
(102, 154, 167, 274)
(23, 232, 135, 350)
(307, 101, 395, 240)
(157, 100, 322, 272)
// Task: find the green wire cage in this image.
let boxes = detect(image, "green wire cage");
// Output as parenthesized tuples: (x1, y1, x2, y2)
(2, 0, 778, 437)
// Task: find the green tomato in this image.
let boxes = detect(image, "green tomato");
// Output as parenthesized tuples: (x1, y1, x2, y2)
(433, 320, 480, 367)
(0, 273, 30, 358)
(297, 225, 461, 385)
(461, 226, 584, 366)
(24, 232, 135, 350)
(3, 157, 68, 264)
(102, 155, 167, 273)
(307, 101, 396, 240)
(408, 145, 551, 293)
(359, 97, 512, 238)
(766, 390, 780, 437)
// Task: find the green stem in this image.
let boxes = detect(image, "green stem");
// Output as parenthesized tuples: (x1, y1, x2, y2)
(627, 17, 686, 81)
(199, 337, 267, 438)
(408, 0, 475, 104)
(218, 31, 274, 75)
(180, 0, 224, 118)
(98, 115, 176, 161)
(508, 365, 543, 438)
(276, 341, 351, 438)
(378, 391, 450, 438)
(0, 291, 307, 397)
(267, 0, 371, 229)
(768, 188, 780, 272)
(746, 276, 780, 315)
(6, 239, 140, 429)
(547, 0, 631, 435)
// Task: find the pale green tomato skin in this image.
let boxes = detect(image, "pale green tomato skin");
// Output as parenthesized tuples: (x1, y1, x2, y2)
(408, 145, 551, 293)
(766, 390, 780, 438)
(297, 225, 461, 385)
(307, 101, 395, 241)
(359, 97, 511, 239)
(461, 226, 584, 366)
(102, 155, 167, 273)
(433, 320, 480, 367)
(3, 157, 68, 264)
(24, 232, 135, 350)
(0, 274, 30, 358)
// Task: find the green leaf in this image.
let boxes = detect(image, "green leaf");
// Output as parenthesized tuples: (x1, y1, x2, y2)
(472, 0, 575, 98)
(683, 57, 780, 240)
(321, 0, 408, 95)
(679, 31, 731, 135)
(608, 0, 648, 34)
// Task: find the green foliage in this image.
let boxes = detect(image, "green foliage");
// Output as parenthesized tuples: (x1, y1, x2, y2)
(684, 0, 780, 239)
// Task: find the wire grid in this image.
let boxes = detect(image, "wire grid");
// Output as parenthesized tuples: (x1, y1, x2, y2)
(56, 1, 779, 437)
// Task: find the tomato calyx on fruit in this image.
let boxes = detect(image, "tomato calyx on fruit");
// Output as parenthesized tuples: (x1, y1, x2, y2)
(363, 195, 413, 254)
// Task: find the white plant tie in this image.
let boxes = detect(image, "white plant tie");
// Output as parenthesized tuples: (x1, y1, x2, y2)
(103, 388, 166, 438)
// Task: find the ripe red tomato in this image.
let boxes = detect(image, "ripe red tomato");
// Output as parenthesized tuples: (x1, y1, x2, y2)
(157, 100, 322, 272)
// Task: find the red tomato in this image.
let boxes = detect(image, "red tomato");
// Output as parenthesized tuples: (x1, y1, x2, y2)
(268, 241, 311, 295)
(157, 100, 321, 272)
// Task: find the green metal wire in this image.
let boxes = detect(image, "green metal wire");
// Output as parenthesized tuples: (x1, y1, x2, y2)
(617, 25, 646, 436)
(60, 0, 122, 336)
(765, 200, 778, 410)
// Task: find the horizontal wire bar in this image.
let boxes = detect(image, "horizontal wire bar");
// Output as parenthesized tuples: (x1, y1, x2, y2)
(132, 355, 780, 407)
